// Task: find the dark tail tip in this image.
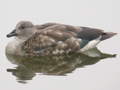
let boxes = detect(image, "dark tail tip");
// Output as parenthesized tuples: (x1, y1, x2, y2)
(101, 32, 117, 41)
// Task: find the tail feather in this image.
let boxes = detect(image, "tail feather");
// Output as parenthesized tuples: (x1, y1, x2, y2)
(101, 32, 117, 41)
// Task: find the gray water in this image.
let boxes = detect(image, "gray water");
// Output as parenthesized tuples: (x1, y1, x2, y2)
(0, 0, 120, 90)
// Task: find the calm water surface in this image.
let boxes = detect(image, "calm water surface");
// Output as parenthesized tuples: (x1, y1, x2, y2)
(6, 48, 116, 83)
(1, 0, 120, 89)
(1, 27, 120, 90)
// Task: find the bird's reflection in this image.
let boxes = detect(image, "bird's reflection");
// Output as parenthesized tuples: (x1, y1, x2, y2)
(6, 48, 116, 83)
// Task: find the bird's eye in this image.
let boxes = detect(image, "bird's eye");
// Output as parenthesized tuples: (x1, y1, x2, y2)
(21, 26, 25, 29)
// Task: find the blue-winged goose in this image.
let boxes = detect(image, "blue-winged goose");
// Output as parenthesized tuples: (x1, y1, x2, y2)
(6, 21, 117, 56)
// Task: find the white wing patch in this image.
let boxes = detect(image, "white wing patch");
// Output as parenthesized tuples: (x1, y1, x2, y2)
(81, 35, 101, 51)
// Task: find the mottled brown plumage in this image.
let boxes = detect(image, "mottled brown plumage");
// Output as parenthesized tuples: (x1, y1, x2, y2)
(20, 24, 83, 56)
(6, 21, 117, 56)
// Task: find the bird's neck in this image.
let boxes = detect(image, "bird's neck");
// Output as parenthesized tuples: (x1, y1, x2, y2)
(6, 37, 26, 55)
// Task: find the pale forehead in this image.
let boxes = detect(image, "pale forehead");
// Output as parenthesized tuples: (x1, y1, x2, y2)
(16, 21, 34, 28)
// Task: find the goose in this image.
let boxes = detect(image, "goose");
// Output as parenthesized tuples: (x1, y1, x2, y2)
(6, 21, 117, 56)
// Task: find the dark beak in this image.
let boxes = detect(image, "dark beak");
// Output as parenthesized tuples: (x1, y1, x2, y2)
(6, 30, 18, 38)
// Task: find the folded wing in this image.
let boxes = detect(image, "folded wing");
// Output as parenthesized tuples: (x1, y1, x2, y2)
(22, 25, 82, 56)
